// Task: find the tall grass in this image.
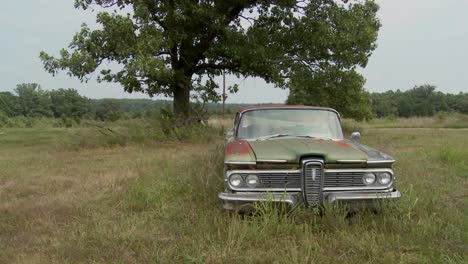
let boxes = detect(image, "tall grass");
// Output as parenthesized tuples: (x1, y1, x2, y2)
(0, 122, 466, 263)
(67, 129, 465, 263)
(45, 118, 225, 150)
(357, 112, 468, 129)
(0, 116, 80, 128)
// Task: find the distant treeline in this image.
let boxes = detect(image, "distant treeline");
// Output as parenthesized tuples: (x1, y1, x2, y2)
(0, 83, 466, 122)
(370, 85, 467, 118)
(0, 83, 247, 122)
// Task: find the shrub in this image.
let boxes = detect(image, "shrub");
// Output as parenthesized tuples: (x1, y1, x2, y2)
(60, 116, 74, 128)
(0, 111, 10, 127)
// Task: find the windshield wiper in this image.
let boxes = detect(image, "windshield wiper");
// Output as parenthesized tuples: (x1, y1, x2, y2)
(255, 134, 291, 141)
(254, 134, 333, 141)
(294, 135, 333, 140)
(294, 135, 315, 138)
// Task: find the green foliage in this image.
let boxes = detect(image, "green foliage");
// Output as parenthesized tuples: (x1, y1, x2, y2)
(49, 88, 90, 118)
(143, 108, 222, 142)
(0, 111, 10, 127)
(93, 99, 122, 121)
(40, 0, 381, 118)
(0, 92, 19, 117)
(15, 83, 53, 117)
(0, 116, 65, 129)
(287, 67, 373, 121)
(2, 83, 117, 123)
(370, 85, 468, 118)
(2, 82, 466, 126)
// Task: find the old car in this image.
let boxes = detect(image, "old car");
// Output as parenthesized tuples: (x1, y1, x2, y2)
(219, 105, 401, 212)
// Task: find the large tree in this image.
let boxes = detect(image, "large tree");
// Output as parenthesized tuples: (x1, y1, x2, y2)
(48, 88, 91, 118)
(287, 67, 373, 120)
(15, 83, 53, 117)
(40, 0, 380, 120)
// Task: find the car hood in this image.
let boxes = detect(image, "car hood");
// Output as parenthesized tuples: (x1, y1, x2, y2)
(225, 137, 392, 164)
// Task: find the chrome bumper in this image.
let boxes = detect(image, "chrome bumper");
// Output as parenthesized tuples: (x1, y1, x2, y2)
(325, 189, 401, 203)
(218, 192, 300, 211)
(218, 189, 401, 211)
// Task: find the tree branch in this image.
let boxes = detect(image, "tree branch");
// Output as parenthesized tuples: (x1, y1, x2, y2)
(239, 14, 257, 26)
(155, 51, 171, 56)
(194, 62, 240, 74)
(187, 1, 257, 72)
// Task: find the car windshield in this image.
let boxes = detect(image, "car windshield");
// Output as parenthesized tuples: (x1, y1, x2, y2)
(237, 109, 343, 140)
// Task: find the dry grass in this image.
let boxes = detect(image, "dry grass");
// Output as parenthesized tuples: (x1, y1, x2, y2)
(343, 113, 468, 130)
(0, 122, 466, 263)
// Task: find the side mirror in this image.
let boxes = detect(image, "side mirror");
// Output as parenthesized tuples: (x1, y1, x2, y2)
(351, 132, 361, 141)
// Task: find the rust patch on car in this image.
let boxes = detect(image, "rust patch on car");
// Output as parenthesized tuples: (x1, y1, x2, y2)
(225, 140, 254, 156)
(334, 141, 351, 148)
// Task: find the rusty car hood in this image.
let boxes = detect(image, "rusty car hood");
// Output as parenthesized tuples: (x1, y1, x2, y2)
(225, 137, 393, 164)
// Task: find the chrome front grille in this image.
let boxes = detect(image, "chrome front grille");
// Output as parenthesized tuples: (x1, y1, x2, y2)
(258, 172, 301, 189)
(324, 171, 365, 189)
(303, 160, 324, 206)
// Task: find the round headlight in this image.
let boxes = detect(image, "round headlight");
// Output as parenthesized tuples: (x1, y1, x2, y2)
(229, 174, 243, 187)
(378, 172, 392, 185)
(245, 174, 260, 188)
(363, 172, 376, 185)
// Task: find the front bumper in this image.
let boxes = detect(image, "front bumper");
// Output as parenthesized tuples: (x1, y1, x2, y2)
(218, 188, 401, 211)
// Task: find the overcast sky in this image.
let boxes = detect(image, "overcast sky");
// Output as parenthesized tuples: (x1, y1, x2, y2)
(1, 0, 467, 103)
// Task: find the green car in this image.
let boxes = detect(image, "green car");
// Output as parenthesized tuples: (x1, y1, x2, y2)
(219, 105, 401, 212)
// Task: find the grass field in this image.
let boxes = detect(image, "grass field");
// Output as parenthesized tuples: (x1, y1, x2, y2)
(0, 118, 467, 263)
(343, 112, 468, 130)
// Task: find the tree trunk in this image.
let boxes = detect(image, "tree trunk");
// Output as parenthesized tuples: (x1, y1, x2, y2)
(172, 72, 191, 122)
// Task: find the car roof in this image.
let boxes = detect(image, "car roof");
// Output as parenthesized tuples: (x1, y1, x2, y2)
(237, 105, 338, 114)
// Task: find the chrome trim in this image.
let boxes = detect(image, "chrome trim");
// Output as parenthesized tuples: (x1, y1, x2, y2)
(301, 159, 324, 165)
(227, 169, 301, 174)
(302, 159, 324, 206)
(325, 168, 394, 173)
(350, 131, 361, 141)
(366, 159, 396, 164)
(218, 192, 300, 205)
(325, 188, 401, 203)
(228, 188, 302, 192)
(336, 159, 366, 163)
(219, 188, 401, 211)
(323, 168, 394, 191)
(324, 186, 392, 191)
(256, 159, 288, 163)
(224, 161, 256, 165)
(239, 107, 340, 119)
(324, 188, 394, 194)
(336, 159, 396, 164)
(226, 170, 302, 191)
